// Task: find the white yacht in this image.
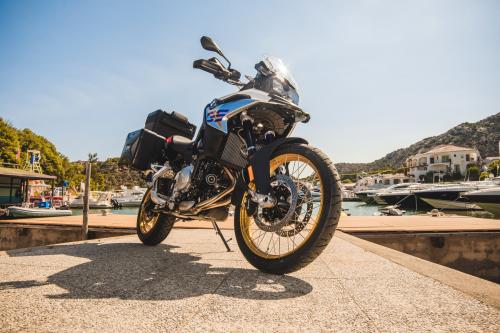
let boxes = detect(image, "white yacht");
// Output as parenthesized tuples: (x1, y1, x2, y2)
(374, 183, 432, 210)
(69, 191, 113, 209)
(414, 180, 499, 211)
(463, 187, 500, 216)
(112, 186, 146, 207)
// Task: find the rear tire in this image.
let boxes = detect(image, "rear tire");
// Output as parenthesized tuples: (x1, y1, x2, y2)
(137, 189, 175, 246)
(234, 143, 342, 274)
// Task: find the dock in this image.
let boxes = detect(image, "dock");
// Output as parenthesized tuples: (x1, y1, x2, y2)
(1, 227, 499, 331)
(1, 214, 499, 283)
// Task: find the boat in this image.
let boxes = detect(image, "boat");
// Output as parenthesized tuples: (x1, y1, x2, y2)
(310, 187, 321, 202)
(463, 187, 500, 217)
(375, 205, 406, 216)
(369, 183, 420, 205)
(374, 184, 433, 210)
(69, 191, 113, 209)
(414, 184, 484, 210)
(112, 186, 146, 207)
(354, 189, 380, 204)
(356, 183, 420, 205)
(7, 206, 72, 218)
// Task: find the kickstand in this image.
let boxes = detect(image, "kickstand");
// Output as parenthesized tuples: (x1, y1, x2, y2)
(211, 220, 232, 252)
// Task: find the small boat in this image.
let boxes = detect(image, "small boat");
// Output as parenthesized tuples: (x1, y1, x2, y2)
(112, 186, 146, 207)
(7, 206, 72, 218)
(69, 191, 113, 209)
(463, 187, 500, 217)
(310, 187, 321, 202)
(375, 205, 405, 216)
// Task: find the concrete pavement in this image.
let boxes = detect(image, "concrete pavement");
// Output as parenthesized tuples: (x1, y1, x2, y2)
(1, 229, 499, 332)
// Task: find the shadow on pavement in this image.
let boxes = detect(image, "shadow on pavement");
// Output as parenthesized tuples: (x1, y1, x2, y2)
(1, 242, 313, 300)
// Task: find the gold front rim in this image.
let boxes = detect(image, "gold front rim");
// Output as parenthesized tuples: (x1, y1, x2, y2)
(240, 153, 324, 259)
(139, 191, 159, 234)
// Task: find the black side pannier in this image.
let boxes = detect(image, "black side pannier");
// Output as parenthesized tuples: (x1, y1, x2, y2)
(119, 110, 197, 170)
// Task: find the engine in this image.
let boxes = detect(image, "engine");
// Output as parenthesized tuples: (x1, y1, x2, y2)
(154, 160, 231, 212)
(179, 160, 231, 204)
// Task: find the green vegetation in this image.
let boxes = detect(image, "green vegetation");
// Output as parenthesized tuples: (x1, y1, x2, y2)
(479, 171, 490, 180)
(488, 160, 500, 177)
(466, 165, 480, 181)
(0, 119, 20, 164)
(0, 118, 144, 192)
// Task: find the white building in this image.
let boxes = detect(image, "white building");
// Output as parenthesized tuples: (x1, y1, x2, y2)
(405, 145, 481, 181)
(353, 173, 411, 192)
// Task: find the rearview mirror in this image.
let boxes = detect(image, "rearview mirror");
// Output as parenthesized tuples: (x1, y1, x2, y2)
(200, 36, 232, 70)
(201, 36, 222, 55)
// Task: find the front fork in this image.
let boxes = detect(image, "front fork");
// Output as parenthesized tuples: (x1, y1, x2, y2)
(240, 112, 277, 209)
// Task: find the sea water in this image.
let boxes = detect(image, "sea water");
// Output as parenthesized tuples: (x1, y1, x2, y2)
(71, 202, 496, 219)
(342, 201, 496, 218)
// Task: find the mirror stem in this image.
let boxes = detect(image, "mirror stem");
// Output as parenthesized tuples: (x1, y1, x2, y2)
(220, 54, 231, 69)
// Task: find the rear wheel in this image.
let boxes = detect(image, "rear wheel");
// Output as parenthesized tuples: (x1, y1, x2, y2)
(234, 143, 342, 274)
(137, 189, 175, 246)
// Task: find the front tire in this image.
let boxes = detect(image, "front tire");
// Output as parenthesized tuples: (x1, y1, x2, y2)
(137, 189, 175, 246)
(234, 143, 342, 274)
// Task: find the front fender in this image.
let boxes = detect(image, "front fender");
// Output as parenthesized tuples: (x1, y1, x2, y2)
(230, 137, 308, 206)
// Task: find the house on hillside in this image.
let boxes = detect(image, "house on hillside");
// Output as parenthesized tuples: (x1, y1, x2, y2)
(405, 145, 481, 182)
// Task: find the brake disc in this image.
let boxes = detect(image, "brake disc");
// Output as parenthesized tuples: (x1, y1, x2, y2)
(253, 175, 298, 232)
(276, 182, 313, 237)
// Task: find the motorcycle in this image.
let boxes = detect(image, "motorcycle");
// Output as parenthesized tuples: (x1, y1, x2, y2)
(120, 36, 342, 274)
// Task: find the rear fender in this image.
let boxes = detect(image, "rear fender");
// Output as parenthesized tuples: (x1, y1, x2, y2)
(230, 137, 308, 206)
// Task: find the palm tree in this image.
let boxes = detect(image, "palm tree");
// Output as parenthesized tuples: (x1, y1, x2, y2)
(88, 153, 98, 163)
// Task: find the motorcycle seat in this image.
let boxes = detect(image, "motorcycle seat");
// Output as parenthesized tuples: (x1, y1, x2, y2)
(168, 135, 194, 155)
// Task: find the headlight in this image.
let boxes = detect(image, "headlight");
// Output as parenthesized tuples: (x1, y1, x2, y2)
(272, 78, 300, 105)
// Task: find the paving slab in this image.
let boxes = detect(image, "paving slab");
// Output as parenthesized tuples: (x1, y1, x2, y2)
(0, 229, 499, 332)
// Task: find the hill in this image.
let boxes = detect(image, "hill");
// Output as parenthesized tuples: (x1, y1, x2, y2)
(0, 118, 144, 191)
(336, 112, 500, 174)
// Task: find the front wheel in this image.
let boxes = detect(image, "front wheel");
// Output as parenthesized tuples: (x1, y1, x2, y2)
(234, 143, 342, 274)
(137, 189, 175, 246)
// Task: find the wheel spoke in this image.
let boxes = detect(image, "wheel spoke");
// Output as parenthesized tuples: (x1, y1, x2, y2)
(239, 153, 324, 259)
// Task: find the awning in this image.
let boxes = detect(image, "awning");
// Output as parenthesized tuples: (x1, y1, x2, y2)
(0, 166, 57, 180)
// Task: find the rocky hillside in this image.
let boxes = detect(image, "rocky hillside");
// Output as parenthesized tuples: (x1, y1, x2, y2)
(337, 112, 500, 174)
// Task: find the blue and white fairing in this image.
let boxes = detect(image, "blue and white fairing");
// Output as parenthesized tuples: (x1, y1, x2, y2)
(205, 99, 254, 133)
(204, 89, 271, 134)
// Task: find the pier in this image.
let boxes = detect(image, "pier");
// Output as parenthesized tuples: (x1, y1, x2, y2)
(1, 225, 499, 331)
(1, 214, 499, 282)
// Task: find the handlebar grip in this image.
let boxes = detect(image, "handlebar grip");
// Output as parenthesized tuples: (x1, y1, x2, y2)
(193, 59, 220, 76)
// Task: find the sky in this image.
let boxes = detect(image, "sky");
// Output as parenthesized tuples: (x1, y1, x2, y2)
(0, 0, 499, 163)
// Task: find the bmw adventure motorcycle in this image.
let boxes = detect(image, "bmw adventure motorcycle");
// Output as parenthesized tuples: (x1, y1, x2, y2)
(120, 36, 341, 274)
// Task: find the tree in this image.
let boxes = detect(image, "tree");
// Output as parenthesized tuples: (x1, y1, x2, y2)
(466, 166, 480, 181)
(0, 118, 20, 165)
(88, 153, 98, 163)
(479, 171, 490, 180)
(488, 160, 500, 177)
(17, 128, 67, 180)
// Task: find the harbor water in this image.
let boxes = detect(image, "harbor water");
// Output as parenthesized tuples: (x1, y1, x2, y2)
(342, 201, 497, 218)
(71, 203, 497, 218)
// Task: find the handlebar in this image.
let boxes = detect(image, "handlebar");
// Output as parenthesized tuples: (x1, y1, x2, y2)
(193, 57, 242, 85)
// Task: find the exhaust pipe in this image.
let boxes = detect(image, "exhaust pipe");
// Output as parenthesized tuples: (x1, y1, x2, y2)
(150, 165, 174, 205)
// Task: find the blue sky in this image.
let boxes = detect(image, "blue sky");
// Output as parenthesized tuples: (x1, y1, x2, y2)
(1, 0, 499, 162)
